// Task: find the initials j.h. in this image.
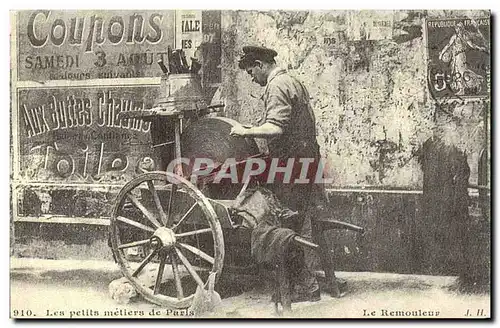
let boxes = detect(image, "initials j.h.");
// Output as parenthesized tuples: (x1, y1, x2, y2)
(465, 309, 486, 317)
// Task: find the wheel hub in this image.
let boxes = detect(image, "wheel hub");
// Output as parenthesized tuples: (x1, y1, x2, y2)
(151, 227, 176, 250)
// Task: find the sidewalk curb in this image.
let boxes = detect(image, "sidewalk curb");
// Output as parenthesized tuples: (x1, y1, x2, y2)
(10, 257, 122, 283)
(10, 257, 458, 289)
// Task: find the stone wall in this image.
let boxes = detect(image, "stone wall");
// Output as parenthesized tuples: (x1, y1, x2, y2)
(218, 10, 489, 187)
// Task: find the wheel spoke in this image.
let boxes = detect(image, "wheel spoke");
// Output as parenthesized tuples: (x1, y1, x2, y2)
(127, 193, 162, 228)
(147, 180, 168, 226)
(118, 239, 150, 249)
(117, 216, 155, 233)
(132, 249, 158, 277)
(170, 252, 184, 299)
(177, 242, 215, 265)
(165, 184, 177, 227)
(175, 248, 205, 289)
(172, 202, 198, 231)
(175, 228, 213, 238)
(154, 253, 167, 295)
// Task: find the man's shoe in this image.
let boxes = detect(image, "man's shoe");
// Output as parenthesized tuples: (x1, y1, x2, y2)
(291, 288, 321, 303)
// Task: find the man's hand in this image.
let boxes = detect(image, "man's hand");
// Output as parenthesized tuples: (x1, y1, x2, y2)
(230, 125, 251, 137)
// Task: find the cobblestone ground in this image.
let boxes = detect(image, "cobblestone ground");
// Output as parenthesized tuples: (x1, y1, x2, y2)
(10, 258, 490, 319)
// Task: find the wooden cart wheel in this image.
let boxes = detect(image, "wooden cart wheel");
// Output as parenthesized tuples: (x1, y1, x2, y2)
(109, 171, 224, 308)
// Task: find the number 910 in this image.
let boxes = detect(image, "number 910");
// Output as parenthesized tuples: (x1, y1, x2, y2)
(12, 309, 34, 317)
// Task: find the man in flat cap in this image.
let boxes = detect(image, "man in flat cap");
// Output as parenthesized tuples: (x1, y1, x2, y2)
(231, 45, 323, 303)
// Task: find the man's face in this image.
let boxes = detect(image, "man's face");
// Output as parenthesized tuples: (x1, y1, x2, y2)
(245, 63, 267, 86)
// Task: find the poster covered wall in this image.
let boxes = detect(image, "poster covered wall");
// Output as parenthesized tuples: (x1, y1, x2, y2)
(17, 10, 175, 81)
(11, 10, 221, 219)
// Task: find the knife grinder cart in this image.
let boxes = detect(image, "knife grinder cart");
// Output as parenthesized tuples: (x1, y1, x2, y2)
(109, 59, 365, 312)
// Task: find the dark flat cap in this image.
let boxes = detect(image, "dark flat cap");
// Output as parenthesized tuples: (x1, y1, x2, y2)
(238, 46, 278, 69)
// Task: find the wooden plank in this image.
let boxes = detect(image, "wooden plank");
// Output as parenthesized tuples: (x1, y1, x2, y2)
(16, 77, 161, 89)
(326, 188, 422, 195)
(14, 216, 110, 226)
(11, 182, 125, 189)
